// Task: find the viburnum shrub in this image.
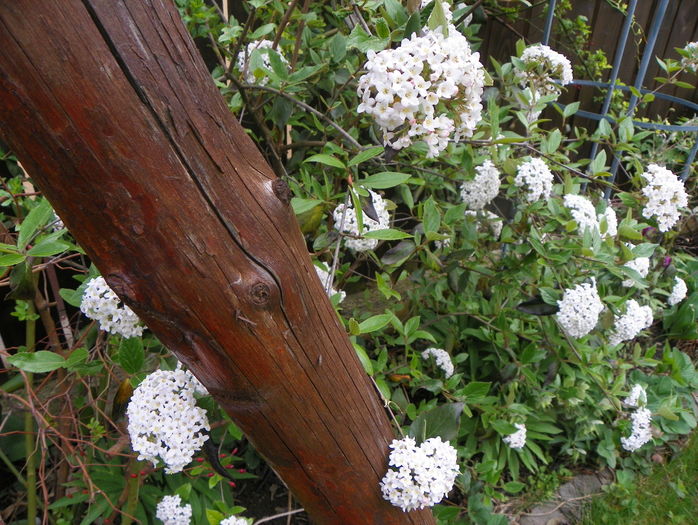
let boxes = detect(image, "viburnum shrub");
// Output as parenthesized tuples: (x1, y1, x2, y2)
(1, 0, 697, 523)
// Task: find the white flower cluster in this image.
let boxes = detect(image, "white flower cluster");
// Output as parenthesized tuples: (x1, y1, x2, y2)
(80, 277, 144, 338)
(608, 299, 653, 345)
(668, 276, 688, 306)
(640, 164, 688, 232)
(127, 365, 210, 474)
(421, 347, 454, 378)
(356, 15, 484, 157)
(516, 44, 573, 97)
(563, 194, 597, 233)
(621, 407, 652, 452)
(680, 41, 698, 72)
(220, 517, 249, 525)
(514, 158, 554, 202)
(502, 423, 527, 450)
(460, 160, 501, 210)
(621, 256, 650, 287)
(555, 280, 604, 338)
(236, 39, 287, 85)
(314, 263, 346, 303)
(380, 436, 459, 512)
(624, 384, 647, 408)
(156, 495, 192, 525)
(333, 190, 390, 252)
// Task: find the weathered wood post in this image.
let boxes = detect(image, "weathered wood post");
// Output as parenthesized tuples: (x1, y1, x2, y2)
(0, 1, 436, 523)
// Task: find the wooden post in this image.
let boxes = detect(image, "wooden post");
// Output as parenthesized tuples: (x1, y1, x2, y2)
(0, 1, 435, 523)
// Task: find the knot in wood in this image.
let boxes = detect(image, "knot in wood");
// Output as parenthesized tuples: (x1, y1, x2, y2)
(249, 281, 272, 306)
(272, 178, 291, 205)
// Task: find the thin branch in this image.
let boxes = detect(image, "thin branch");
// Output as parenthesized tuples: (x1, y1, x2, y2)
(240, 84, 364, 150)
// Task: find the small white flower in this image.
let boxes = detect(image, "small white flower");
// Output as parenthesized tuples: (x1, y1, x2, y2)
(421, 348, 454, 378)
(127, 365, 210, 474)
(381, 436, 459, 512)
(460, 160, 501, 210)
(624, 384, 647, 408)
(609, 299, 653, 345)
(556, 280, 604, 338)
(640, 164, 687, 232)
(563, 194, 598, 234)
(668, 276, 688, 306)
(80, 277, 144, 338)
(503, 423, 527, 450)
(156, 495, 192, 525)
(333, 190, 390, 252)
(622, 257, 650, 287)
(220, 517, 249, 525)
(514, 158, 554, 202)
(620, 407, 652, 452)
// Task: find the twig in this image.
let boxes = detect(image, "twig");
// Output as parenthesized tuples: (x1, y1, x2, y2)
(253, 508, 305, 525)
(240, 84, 363, 150)
(273, 0, 300, 49)
(521, 493, 600, 517)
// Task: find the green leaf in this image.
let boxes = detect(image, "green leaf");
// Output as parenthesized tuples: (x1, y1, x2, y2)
(381, 240, 415, 266)
(346, 25, 389, 53)
(304, 153, 346, 170)
(427, 0, 449, 34)
(503, 481, 525, 493)
(49, 493, 90, 509)
(563, 101, 580, 118)
(249, 23, 275, 40)
(408, 403, 464, 443)
(358, 313, 392, 333)
(18, 198, 53, 250)
(329, 32, 347, 63)
(492, 420, 518, 435)
(546, 129, 562, 154)
(267, 49, 288, 80)
(597, 118, 612, 139)
(347, 146, 384, 167)
(291, 198, 324, 215)
(422, 197, 440, 234)
(117, 337, 145, 375)
(460, 381, 491, 401)
(589, 149, 607, 175)
(384, 0, 407, 26)
(0, 253, 26, 267)
(8, 351, 65, 373)
(206, 509, 225, 525)
(361, 171, 411, 189)
(27, 239, 70, 257)
(403, 11, 421, 39)
(363, 229, 412, 240)
(65, 347, 88, 369)
(79, 496, 110, 525)
(352, 342, 374, 375)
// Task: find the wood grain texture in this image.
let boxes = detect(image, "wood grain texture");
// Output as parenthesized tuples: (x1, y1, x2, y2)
(0, 1, 435, 523)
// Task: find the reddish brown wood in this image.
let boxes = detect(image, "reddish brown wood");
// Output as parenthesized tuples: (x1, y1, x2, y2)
(0, 1, 435, 523)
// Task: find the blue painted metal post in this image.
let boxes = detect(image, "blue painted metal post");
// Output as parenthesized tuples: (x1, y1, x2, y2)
(587, 0, 638, 176)
(542, 0, 557, 46)
(606, 0, 670, 192)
